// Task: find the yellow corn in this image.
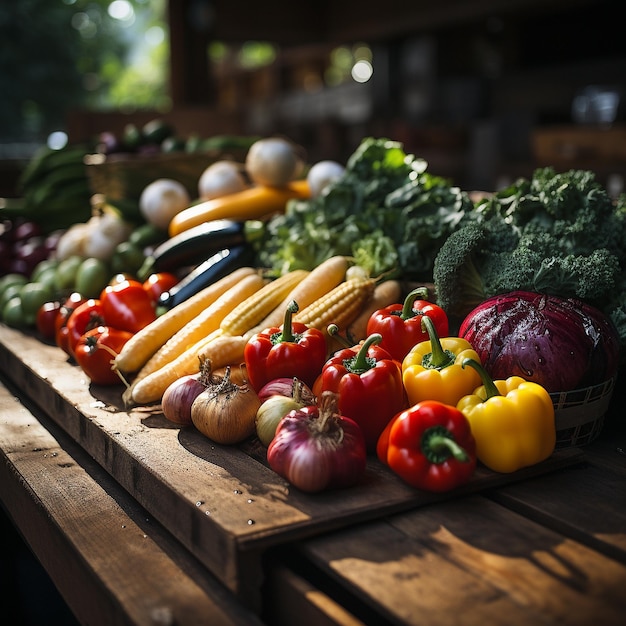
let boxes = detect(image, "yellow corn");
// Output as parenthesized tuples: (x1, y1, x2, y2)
(243, 255, 348, 340)
(132, 273, 265, 384)
(113, 266, 257, 373)
(220, 269, 309, 336)
(127, 329, 248, 405)
(294, 277, 377, 332)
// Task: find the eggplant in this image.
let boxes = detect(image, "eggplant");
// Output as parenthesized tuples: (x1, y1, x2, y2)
(139, 219, 264, 280)
(459, 291, 620, 393)
(158, 244, 255, 310)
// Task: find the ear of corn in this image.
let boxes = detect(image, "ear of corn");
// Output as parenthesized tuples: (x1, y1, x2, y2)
(293, 277, 377, 333)
(243, 255, 349, 340)
(113, 266, 257, 373)
(219, 269, 309, 337)
(131, 273, 265, 383)
(127, 329, 248, 406)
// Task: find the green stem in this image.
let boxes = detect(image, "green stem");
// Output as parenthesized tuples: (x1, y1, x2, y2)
(422, 425, 469, 463)
(400, 287, 429, 320)
(327, 323, 352, 348)
(421, 315, 454, 369)
(462, 358, 501, 399)
(279, 300, 299, 343)
(349, 333, 382, 374)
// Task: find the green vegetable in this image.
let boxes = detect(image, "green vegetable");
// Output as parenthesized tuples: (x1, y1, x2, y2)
(433, 167, 626, 352)
(254, 137, 473, 280)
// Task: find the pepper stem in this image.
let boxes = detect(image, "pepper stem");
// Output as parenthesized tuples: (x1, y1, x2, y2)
(421, 315, 454, 369)
(350, 333, 382, 374)
(461, 358, 501, 400)
(400, 287, 429, 320)
(422, 425, 469, 463)
(279, 300, 299, 343)
(327, 323, 352, 348)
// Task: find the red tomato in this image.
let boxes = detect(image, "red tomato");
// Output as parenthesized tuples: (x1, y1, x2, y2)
(142, 272, 178, 304)
(36, 301, 61, 340)
(55, 292, 88, 356)
(100, 278, 157, 333)
(65, 299, 106, 358)
(74, 325, 133, 386)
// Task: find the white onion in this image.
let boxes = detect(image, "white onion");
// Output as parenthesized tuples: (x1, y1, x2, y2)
(139, 178, 191, 230)
(198, 161, 248, 200)
(306, 160, 345, 197)
(245, 137, 301, 187)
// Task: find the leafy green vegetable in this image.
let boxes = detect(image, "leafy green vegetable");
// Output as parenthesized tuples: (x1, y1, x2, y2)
(254, 137, 473, 279)
(433, 167, 626, 355)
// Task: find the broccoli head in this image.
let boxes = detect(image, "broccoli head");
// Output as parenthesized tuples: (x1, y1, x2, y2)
(432, 217, 520, 322)
(434, 216, 622, 324)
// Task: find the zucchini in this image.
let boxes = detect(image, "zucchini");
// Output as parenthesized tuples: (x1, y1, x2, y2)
(158, 244, 255, 310)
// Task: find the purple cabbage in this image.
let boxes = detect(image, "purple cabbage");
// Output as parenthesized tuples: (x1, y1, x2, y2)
(459, 291, 620, 393)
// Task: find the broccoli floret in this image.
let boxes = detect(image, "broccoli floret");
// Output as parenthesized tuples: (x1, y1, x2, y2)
(434, 215, 622, 324)
(432, 218, 520, 321)
(530, 249, 620, 302)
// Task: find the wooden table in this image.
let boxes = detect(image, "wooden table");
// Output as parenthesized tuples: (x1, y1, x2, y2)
(0, 324, 624, 625)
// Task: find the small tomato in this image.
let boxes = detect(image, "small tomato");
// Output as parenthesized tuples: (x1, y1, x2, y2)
(55, 292, 88, 356)
(36, 301, 61, 340)
(74, 325, 133, 385)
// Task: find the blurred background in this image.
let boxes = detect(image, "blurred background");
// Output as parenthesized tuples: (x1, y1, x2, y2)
(1, 0, 625, 195)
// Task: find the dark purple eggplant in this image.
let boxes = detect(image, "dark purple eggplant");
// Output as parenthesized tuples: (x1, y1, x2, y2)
(158, 244, 254, 310)
(458, 291, 620, 393)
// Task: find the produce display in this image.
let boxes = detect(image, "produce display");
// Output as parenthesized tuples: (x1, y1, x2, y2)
(0, 129, 624, 496)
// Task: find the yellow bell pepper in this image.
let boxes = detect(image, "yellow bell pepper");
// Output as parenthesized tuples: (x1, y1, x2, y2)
(457, 358, 556, 473)
(402, 316, 482, 407)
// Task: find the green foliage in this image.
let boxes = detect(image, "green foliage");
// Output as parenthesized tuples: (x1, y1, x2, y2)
(434, 167, 626, 345)
(0, 0, 167, 141)
(255, 137, 474, 280)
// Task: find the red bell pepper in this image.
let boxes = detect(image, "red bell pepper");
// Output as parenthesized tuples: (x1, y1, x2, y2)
(316, 332, 405, 451)
(244, 300, 328, 392)
(100, 278, 157, 334)
(377, 400, 476, 492)
(366, 286, 449, 362)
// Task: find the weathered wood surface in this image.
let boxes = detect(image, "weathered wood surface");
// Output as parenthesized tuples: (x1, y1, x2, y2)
(0, 377, 263, 626)
(292, 491, 626, 626)
(0, 325, 584, 605)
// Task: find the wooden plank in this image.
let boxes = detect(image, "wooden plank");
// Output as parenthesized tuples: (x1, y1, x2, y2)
(262, 564, 366, 626)
(485, 455, 626, 563)
(294, 496, 626, 626)
(0, 379, 263, 626)
(0, 325, 584, 603)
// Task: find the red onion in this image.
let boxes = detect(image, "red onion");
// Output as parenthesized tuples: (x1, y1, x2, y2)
(256, 378, 315, 446)
(161, 374, 205, 426)
(267, 391, 367, 493)
(257, 377, 315, 404)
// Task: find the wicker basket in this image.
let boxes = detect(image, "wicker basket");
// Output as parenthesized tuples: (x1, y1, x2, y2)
(84, 149, 248, 201)
(551, 377, 615, 448)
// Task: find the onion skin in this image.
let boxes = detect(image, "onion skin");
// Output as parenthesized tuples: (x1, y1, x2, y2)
(459, 291, 620, 393)
(191, 366, 261, 444)
(161, 374, 205, 426)
(267, 392, 367, 493)
(256, 395, 303, 447)
(257, 377, 316, 404)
